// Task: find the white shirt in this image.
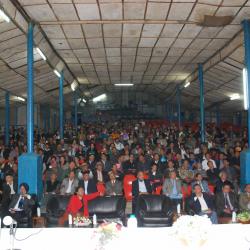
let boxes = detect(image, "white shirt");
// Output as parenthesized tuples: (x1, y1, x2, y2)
(84, 181, 88, 194)
(197, 194, 209, 211)
(8, 183, 15, 195)
(97, 170, 103, 182)
(66, 179, 73, 194)
(202, 159, 216, 171)
(14, 195, 24, 210)
(138, 180, 147, 193)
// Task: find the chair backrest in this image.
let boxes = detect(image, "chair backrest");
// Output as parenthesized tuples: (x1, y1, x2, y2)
(88, 196, 125, 214)
(208, 184, 215, 193)
(123, 174, 137, 201)
(154, 185, 162, 195)
(139, 195, 165, 212)
(97, 183, 106, 194)
(47, 195, 71, 213)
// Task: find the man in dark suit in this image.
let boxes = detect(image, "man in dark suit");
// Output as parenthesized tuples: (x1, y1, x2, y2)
(79, 170, 98, 194)
(9, 183, 35, 227)
(188, 184, 218, 224)
(1, 174, 18, 217)
(132, 171, 152, 215)
(105, 172, 123, 196)
(215, 183, 238, 217)
(122, 154, 137, 175)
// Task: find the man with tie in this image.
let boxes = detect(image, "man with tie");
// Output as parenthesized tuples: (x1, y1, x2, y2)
(79, 170, 98, 195)
(215, 183, 238, 217)
(162, 171, 183, 209)
(105, 172, 123, 196)
(191, 173, 212, 194)
(8, 183, 35, 226)
(132, 171, 152, 214)
(188, 184, 218, 224)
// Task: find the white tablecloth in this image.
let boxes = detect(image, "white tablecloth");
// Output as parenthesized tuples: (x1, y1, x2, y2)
(0, 224, 250, 250)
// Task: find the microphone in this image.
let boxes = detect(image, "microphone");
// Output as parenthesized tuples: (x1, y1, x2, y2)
(3, 216, 17, 226)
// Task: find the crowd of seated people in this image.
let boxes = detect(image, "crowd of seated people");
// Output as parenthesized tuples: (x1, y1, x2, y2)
(0, 121, 249, 227)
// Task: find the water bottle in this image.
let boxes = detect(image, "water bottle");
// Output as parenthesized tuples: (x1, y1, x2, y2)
(37, 206, 41, 217)
(127, 214, 137, 228)
(68, 214, 73, 226)
(232, 211, 237, 223)
(93, 214, 97, 227)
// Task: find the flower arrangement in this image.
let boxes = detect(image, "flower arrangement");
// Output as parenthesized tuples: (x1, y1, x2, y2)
(93, 222, 122, 250)
(73, 216, 92, 227)
(172, 215, 212, 248)
(237, 211, 250, 224)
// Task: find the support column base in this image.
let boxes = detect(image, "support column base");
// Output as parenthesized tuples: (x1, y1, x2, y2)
(18, 153, 43, 200)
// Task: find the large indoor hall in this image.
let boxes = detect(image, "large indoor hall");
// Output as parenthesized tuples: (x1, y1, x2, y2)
(0, 0, 250, 249)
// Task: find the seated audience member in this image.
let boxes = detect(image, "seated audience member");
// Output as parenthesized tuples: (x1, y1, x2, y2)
(79, 170, 98, 194)
(9, 183, 35, 225)
(58, 186, 100, 226)
(192, 162, 207, 178)
(188, 184, 218, 224)
(77, 163, 93, 180)
(149, 163, 163, 191)
(122, 154, 137, 175)
(132, 171, 152, 214)
(1, 174, 17, 216)
(45, 172, 60, 194)
(109, 164, 124, 182)
(215, 183, 238, 217)
(179, 159, 194, 185)
(220, 158, 237, 182)
(100, 152, 112, 172)
(202, 153, 217, 171)
(162, 171, 182, 208)
(136, 155, 151, 173)
(60, 170, 79, 195)
(163, 160, 176, 178)
(239, 184, 250, 212)
(93, 161, 108, 183)
(206, 161, 220, 184)
(215, 172, 234, 193)
(105, 172, 123, 196)
(191, 173, 212, 194)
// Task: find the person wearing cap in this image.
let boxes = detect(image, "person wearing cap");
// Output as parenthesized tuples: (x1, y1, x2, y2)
(8, 183, 35, 226)
(79, 170, 98, 194)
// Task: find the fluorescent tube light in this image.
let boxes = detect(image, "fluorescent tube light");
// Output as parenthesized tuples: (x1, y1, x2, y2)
(93, 93, 107, 103)
(184, 82, 190, 88)
(0, 9, 10, 23)
(54, 69, 61, 78)
(36, 47, 46, 61)
(114, 83, 134, 86)
(243, 68, 249, 110)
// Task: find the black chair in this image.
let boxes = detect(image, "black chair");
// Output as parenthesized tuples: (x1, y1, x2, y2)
(46, 195, 71, 227)
(46, 195, 126, 227)
(88, 196, 126, 224)
(137, 195, 173, 227)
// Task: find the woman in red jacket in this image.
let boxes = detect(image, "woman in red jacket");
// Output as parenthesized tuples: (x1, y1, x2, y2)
(58, 186, 100, 226)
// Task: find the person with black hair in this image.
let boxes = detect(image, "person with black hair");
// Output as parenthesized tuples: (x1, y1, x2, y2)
(8, 183, 35, 226)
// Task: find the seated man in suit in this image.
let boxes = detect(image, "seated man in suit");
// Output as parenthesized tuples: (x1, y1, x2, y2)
(132, 171, 152, 215)
(9, 183, 35, 227)
(215, 182, 238, 217)
(206, 161, 220, 185)
(1, 173, 18, 216)
(105, 172, 123, 196)
(162, 170, 182, 209)
(79, 170, 98, 195)
(188, 184, 218, 224)
(60, 170, 79, 195)
(239, 184, 250, 212)
(93, 161, 108, 184)
(191, 173, 212, 194)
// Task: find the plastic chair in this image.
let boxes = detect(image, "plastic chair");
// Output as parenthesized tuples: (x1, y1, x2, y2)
(123, 174, 137, 201)
(154, 185, 162, 195)
(97, 183, 106, 194)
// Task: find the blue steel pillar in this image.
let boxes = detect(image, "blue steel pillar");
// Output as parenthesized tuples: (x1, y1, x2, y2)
(176, 87, 181, 128)
(5, 92, 10, 146)
(59, 71, 64, 139)
(14, 105, 18, 131)
(18, 23, 42, 198)
(198, 63, 205, 143)
(240, 19, 250, 188)
(74, 92, 78, 131)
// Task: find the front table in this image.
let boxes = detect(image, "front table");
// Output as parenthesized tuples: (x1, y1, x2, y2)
(0, 224, 250, 250)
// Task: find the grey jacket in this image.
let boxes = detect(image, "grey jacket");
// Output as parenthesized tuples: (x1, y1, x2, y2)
(162, 178, 182, 196)
(60, 178, 79, 195)
(105, 180, 123, 196)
